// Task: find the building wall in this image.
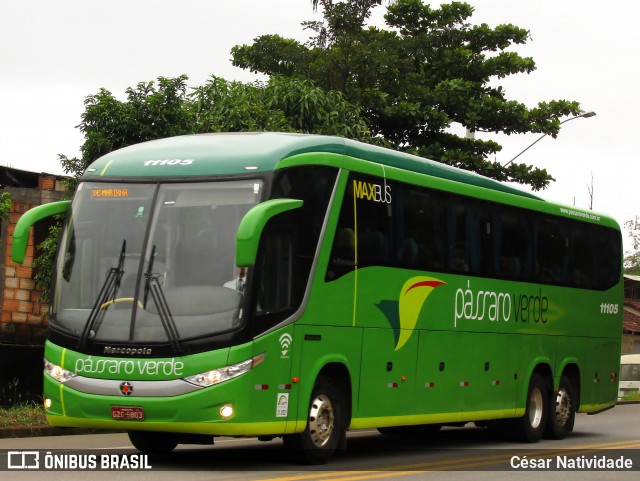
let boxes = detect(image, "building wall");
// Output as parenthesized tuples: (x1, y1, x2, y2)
(623, 297, 640, 355)
(1, 178, 66, 345)
(622, 333, 640, 355)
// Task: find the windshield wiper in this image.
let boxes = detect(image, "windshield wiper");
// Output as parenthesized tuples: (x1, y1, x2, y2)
(143, 245, 156, 308)
(77, 239, 126, 349)
(144, 245, 183, 354)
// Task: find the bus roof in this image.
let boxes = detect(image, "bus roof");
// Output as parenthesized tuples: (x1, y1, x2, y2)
(84, 132, 541, 200)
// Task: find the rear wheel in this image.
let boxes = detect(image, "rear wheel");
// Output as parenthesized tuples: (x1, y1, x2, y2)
(128, 431, 178, 454)
(509, 373, 549, 443)
(283, 376, 346, 464)
(545, 374, 576, 439)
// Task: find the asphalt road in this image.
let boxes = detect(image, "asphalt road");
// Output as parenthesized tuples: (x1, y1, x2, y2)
(1, 403, 639, 480)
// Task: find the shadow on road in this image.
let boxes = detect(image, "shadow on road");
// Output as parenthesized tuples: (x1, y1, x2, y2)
(145, 425, 542, 471)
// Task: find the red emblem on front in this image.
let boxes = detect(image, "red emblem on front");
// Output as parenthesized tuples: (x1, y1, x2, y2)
(120, 381, 133, 396)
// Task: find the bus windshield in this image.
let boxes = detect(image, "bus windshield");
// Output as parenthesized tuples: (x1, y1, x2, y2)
(52, 179, 263, 345)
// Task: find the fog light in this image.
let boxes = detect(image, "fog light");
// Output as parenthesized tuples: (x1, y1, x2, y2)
(220, 404, 234, 419)
(44, 398, 52, 410)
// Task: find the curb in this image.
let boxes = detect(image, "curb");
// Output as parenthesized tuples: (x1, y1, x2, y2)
(0, 426, 123, 439)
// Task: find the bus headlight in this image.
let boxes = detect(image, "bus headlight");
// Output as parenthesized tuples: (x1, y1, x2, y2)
(44, 359, 77, 383)
(183, 353, 265, 387)
(220, 404, 234, 419)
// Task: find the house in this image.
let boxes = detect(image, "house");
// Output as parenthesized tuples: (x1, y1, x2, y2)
(623, 274, 640, 354)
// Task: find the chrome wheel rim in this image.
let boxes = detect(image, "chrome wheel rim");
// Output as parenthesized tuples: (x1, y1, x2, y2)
(528, 387, 544, 429)
(554, 388, 572, 426)
(308, 394, 334, 447)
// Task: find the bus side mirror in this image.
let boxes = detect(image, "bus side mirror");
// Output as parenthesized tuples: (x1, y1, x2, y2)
(11, 200, 70, 264)
(236, 198, 303, 267)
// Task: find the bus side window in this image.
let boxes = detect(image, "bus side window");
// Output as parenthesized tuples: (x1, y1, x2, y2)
(327, 172, 397, 278)
(594, 227, 621, 288)
(569, 226, 593, 288)
(325, 172, 622, 292)
(326, 177, 356, 281)
(492, 206, 528, 281)
(536, 219, 569, 284)
(445, 196, 491, 275)
(253, 165, 338, 334)
(254, 220, 297, 316)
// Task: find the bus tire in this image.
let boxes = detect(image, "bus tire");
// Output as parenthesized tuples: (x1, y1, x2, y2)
(510, 373, 549, 443)
(545, 374, 576, 440)
(128, 430, 178, 454)
(283, 376, 346, 464)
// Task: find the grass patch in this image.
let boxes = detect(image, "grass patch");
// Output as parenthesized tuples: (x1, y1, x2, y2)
(622, 391, 640, 402)
(0, 378, 46, 428)
(0, 403, 47, 428)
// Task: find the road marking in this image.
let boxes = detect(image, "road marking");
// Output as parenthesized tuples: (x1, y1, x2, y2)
(258, 439, 640, 481)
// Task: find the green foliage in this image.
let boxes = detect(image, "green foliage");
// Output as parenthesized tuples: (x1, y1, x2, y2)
(190, 76, 370, 140)
(0, 191, 11, 256)
(65, 74, 371, 178)
(232, 0, 583, 190)
(624, 218, 640, 275)
(621, 390, 640, 402)
(78, 75, 195, 170)
(32, 223, 62, 304)
(0, 401, 46, 426)
(0, 191, 10, 221)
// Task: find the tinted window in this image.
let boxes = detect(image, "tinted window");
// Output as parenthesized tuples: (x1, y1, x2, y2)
(326, 172, 621, 291)
(252, 166, 338, 333)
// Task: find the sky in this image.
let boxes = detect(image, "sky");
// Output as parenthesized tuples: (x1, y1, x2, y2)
(1, 0, 638, 248)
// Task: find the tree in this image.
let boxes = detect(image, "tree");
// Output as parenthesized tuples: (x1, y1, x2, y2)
(64, 74, 369, 179)
(0, 190, 11, 253)
(625, 217, 640, 275)
(0, 191, 10, 221)
(232, 0, 583, 191)
(35, 74, 372, 301)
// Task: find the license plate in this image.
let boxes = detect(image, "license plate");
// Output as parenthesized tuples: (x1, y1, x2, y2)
(111, 406, 144, 421)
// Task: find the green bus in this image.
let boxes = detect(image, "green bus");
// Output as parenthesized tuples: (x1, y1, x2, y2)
(12, 133, 622, 464)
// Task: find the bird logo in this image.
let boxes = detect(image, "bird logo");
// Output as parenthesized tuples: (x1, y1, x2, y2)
(376, 276, 445, 351)
(279, 333, 293, 358)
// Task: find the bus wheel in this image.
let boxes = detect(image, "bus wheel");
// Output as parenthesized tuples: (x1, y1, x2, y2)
(510, 373, 548, 443)
(283, 376, 346, 464)
(128, 431, 178, 454)
(545, 375, 576, 440)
